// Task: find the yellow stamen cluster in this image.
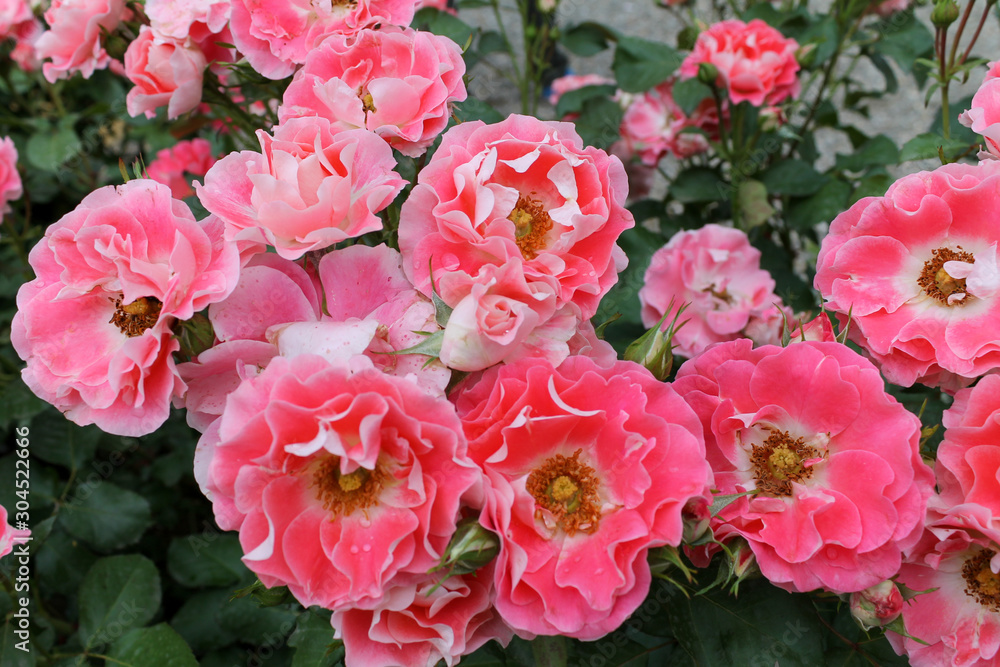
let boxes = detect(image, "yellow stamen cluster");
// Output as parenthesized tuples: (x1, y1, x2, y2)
(109, 296, 162, 337)
(963, 549, 1000, 612)
(507, 194, 553, 260)
(750, 430, 820, 497)
(918, 246, 974, 305)
(313, 456, 386, 518)
(526, 449, 601, 535)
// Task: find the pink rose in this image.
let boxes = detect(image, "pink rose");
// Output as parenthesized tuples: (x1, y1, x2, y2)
(436, 262, 578, 372)
(679, 19, 801, 107)
(0, 504, 30, 560)
(639, 224, 786, 359)
(278, 26, 467, 157)
(849, 580, 904, 631)
(399, 114, 634, 320)
(960, 62, 1000, 160)
(887, 520, 1000, 666)
(547, 73, 614, 108)
(195, 353, 482, 610)
(0, 0, 33, 39)
(124, 26, 208, 120)
(0, 136, 23, 215)
(12, 180, 240, 436)
(10, 17, 43, 71)
(196, 120, 405, 260)
(146, 0, 231, 42)
(35, 0, 125, 83)
(618, 78, 718, 165)
(673, 340, 934, 594)
(871, 0, 911, 16)
(455, 356, 712, 639)
(333, 566, 513, 667)
(814, 160, 1000, 391)
(146, 138, 218, 200)
(228, 0, 417, 80)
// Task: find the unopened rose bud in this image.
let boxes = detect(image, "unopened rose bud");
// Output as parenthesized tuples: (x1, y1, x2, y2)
(437, 519, 500, 576)
(697, 62, 720, 86)
(625, 324, 673, 380)
(931, 0, 960, 26)
(850, 580, 904, 631)
(682, 498, 712, 545)
(795, 43, 817, 68)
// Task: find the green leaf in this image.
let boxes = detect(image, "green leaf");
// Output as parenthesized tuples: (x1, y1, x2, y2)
(167, 533, 248, 588)
(108, 623, 198, 667)
(671, 78, 713, 116)
(78, 554, 161, 650)
(1, 619, 35, 667)
(58, 482, 152, 553)
(25, 121, 81, 172)
(289, 610, 344, 667)
(834, 134, 899, 172)
(28, 419, 99, 470)
(452, 98, 505, 124)
(667, 578, 826, 666)
(670, 167, 728, 203)
(871, 10, 934, 73)
(476, 30, 508, 55)
(737, 179, 775, 228)
(759, 159, 827, 196)
(612, 36, 681, 93)
(571, 96, 623, 150)
(33, 527, 99, 600)
(558, 22, 614, 57)
(900, 132, 973, 162)
(786, 179, 852, 229)
(412, 8, 474, 46)
(852, 169, 893, 202)
(554, 84, 617, 119)
(0, 380, 48, 429)
(217, 595, 299, 645)
(170, 589, 240, 654)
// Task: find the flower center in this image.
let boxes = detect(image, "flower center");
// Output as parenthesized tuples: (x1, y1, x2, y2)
(312, 456, 386, 518)
(109, 296, 162, 337)
(525, 449, 601, 536)
(750, 430, 819, 497)
(507, 194, 553, 260)
(918, 247, 974, 305)
(963, 549, 1000, 611)
(358, 88, 376, 114)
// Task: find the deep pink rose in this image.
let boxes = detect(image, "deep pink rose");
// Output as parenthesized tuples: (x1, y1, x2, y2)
(228, 0, 417, 79)
(679, 19, 801, 107)
(12, 180, 240, 436)
(279, 26, 466, 157)
(455, 356, 712, 639)
(194, 354, 482, 610)
(146, 138, 218, 200)
(124, 26, 208, 120)
(673, 340, 934, 594)
(35, 0, 125, 83)
(815, 160, 1000, 391)
(639, 224, 786, 358)
(618, 79, 718, 165)
(0, 136, 23, 215)
(332, 566, 513, 667)
(0, 504, 30, 560)
(887, 520, 1000, 666)
(399, 115, 634, 320)
(197, 119, 405, 260)
(960, 62, 1000, 160)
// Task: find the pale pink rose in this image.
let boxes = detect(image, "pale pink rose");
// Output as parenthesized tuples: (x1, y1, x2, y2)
(228, 0, 417, 80)
(673, 340, 935, 594)
(456, 356, 713, 639)
(887, 520, 1000, 666)
(547, 73, 614, 108)
(566, 319, 619, 367)
(124, 26, 208, 120)
(436, 261, 579, 372)
(195, 353, 482, 610)
(0, 0, 33, 38)
(639, 224, 785, 359)
(333, 566, 513, 667)
(399, 115, 634, 320)
(11, 181, 240, 436)
(959, 62, 1000, 160)
(278, 26, 466, 157)
(146, 138, 218, 200)
(679, 19, 801, 107)
(0, 136, 23, 215)
(618, 78, 717, 165)
(196, 120, 405, 260)
(814, 160, 1000, 391)
(145, 0, 231, 42)
(0, 504, 30, 560)
(35, 0, 125, 83)
(608, 140, 657, 201)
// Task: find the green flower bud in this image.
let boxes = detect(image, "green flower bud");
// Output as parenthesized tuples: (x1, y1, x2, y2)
(931, 0, 960, 26)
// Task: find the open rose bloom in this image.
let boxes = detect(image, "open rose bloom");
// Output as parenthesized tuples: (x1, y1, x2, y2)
(674, 340, 934, 593)
(815, 160, 1000, 391)
(959, 61, 1000, 160)
(456, 356, 713, 639)
(35, 0, 125, 82)
(679, 18, 801, 106)
(12, 180, 240, 436)
(195, 354, 482, 610)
